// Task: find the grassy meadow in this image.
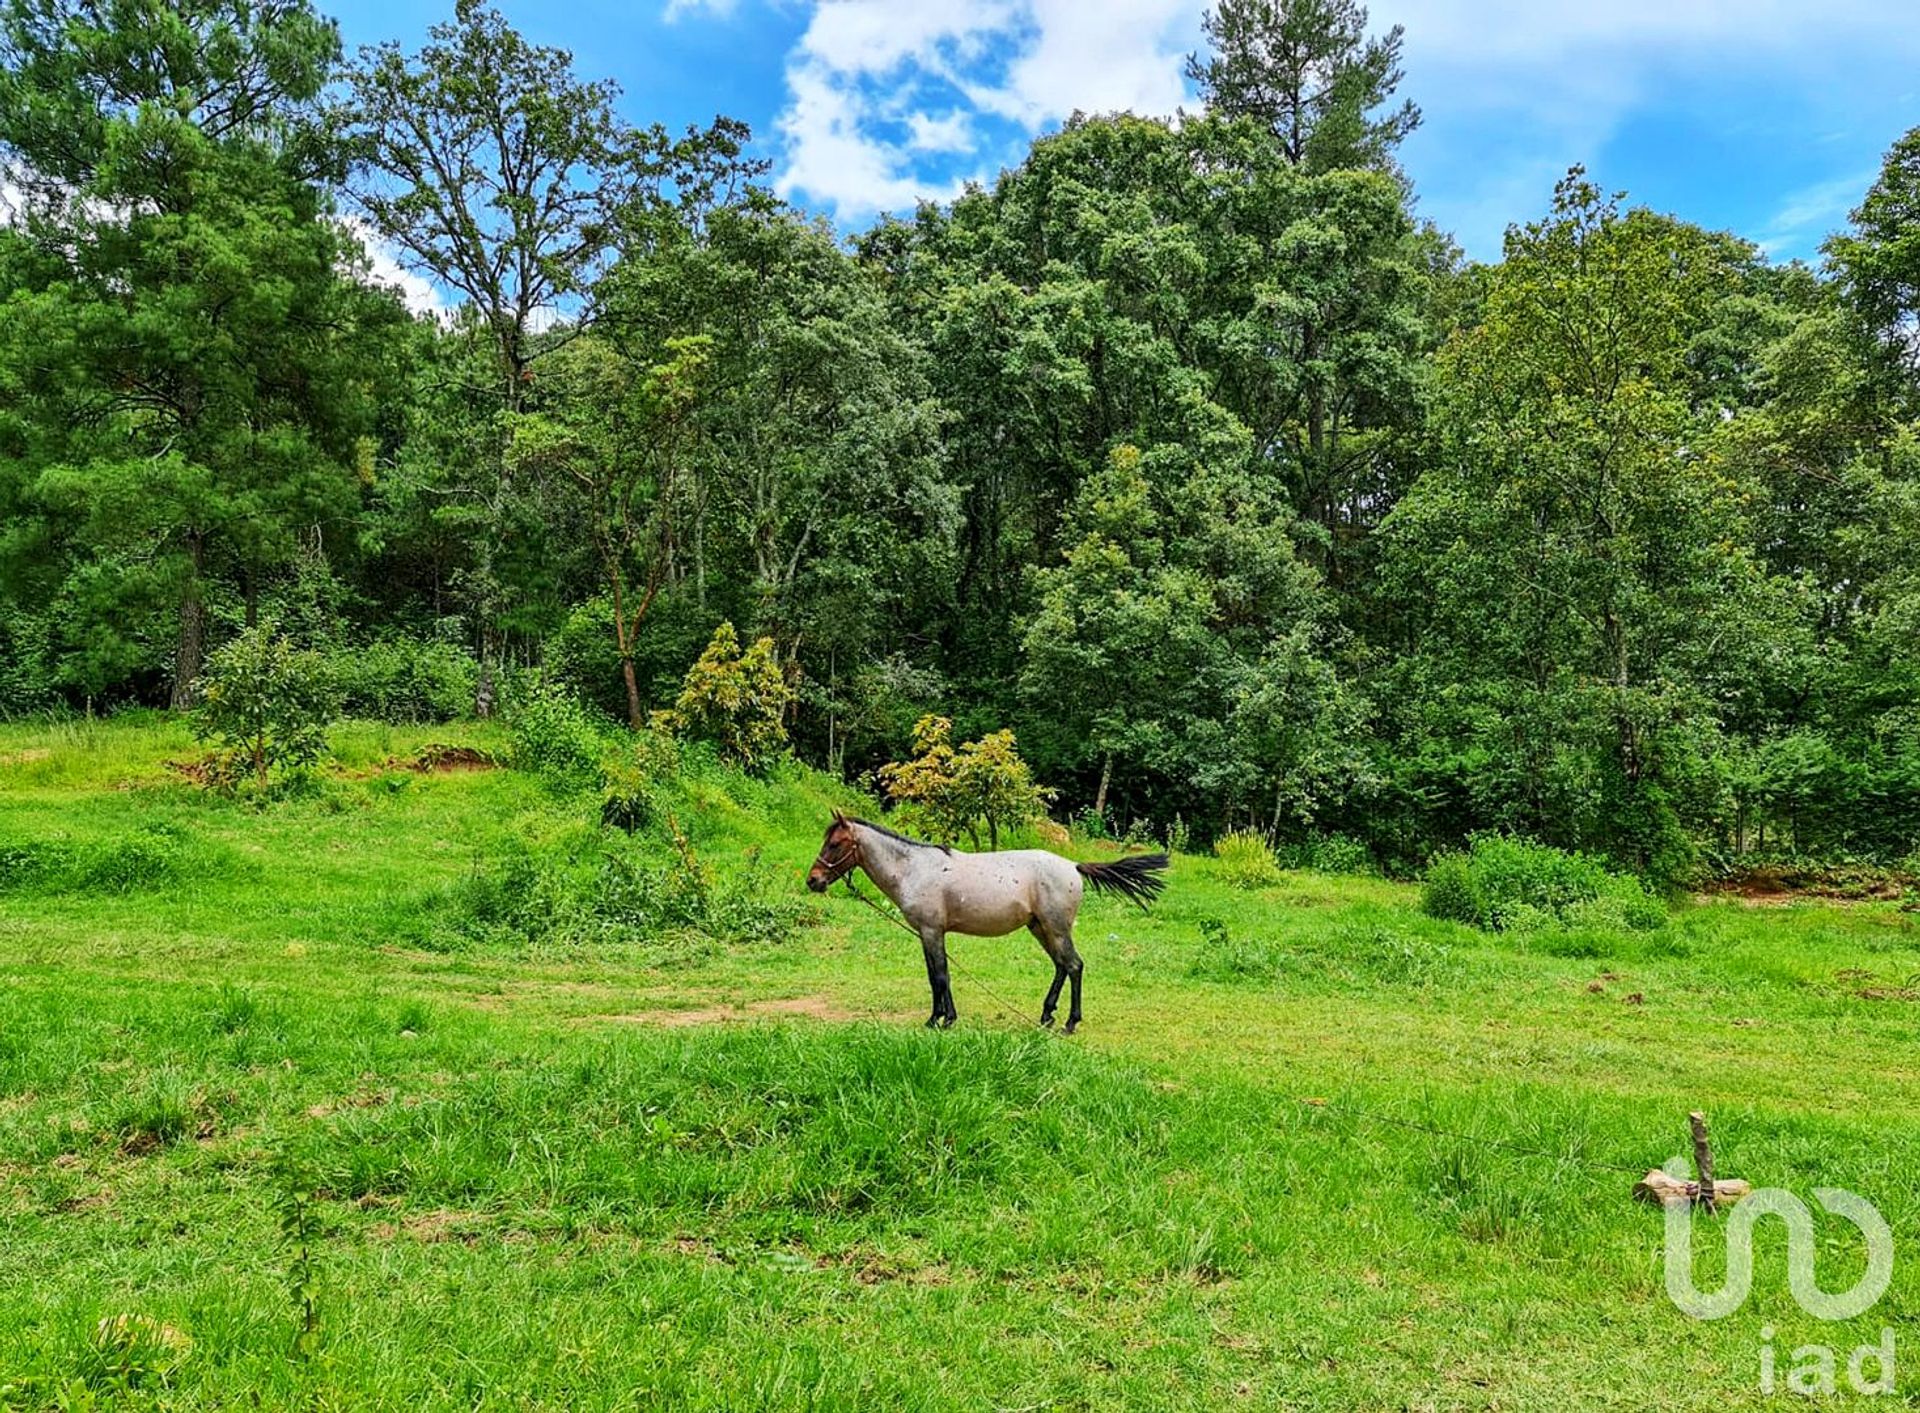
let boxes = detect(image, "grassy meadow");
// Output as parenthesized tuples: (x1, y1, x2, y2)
(0, 716, 1916, 1409)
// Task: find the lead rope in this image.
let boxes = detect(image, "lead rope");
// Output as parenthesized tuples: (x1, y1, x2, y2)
(839, 875, 1049, 1029)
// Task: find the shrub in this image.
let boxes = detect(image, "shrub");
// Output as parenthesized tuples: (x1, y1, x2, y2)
(1421, 834, 1666, 932)
(508, 685, 607, 790)
(880, 715, 1054, 848)
(325, 636, 478, 723)
(1420, 852, 1485, 926)
(599, 729, 680, 832)
(1213, 830, 1282, 888)
(670, 622, 791, 771)
(193, 626, 339, 789)
(433, 827, 809, 956)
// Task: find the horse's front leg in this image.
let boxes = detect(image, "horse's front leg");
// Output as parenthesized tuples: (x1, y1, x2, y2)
(919, 927, 956, 1029)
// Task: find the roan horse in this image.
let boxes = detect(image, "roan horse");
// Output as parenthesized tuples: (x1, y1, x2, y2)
(806, 811, 1168, 1032)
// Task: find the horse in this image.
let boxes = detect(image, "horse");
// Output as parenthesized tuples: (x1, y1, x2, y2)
(806, 810, 1168, 1033)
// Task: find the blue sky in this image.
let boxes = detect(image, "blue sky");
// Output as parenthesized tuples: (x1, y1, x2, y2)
(324, 0, 1920, 270)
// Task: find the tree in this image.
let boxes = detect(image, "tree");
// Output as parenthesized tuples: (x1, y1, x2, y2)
(0, 0, 402, 707)
(193, 624, 338, 788)
(1381, 172, 1802, 881)
(879, 716, 1052, 849)
(1827, 125, 1920, 385)
(508, 333, 711, 727)
(336, 0, 758, 708)
(670, 620, 791, 770)
(1185, 0, 1420, 173)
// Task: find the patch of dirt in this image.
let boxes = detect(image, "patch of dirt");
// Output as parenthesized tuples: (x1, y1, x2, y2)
(1699, 867, 1911, 905)
(306, 1083, 392, 1120)
(592, 995, 868, 1026)
(369, 1209, 492, 1244)
(393, 743, 498, 774)
(0, 748, 50, 766)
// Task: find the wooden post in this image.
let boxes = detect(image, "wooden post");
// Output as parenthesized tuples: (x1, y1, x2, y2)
(1689, 1111, 1715, 1214)
(1632, 1112, 1750, 1208)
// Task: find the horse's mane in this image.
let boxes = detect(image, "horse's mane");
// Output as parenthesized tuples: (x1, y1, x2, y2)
(850, 815, 953, 854)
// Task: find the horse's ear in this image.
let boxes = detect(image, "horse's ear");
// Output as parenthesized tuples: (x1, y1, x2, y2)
(831, 808, 848, 825)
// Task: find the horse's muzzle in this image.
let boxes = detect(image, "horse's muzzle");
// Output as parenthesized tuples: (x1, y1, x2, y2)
(806, 871, 829, 893)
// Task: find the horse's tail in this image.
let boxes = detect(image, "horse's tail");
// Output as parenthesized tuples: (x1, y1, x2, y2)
(1076, 853, 1169, 911)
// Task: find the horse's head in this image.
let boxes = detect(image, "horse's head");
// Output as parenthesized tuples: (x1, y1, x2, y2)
(806, 810, 860, 893)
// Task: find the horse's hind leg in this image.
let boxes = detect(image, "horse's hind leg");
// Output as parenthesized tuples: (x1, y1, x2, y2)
(919, 927, 956, 1029)
(1030, 921, 1068, 1028)
(1060, 933, 1085, 1033)
(1030, 920, 1084, 1032)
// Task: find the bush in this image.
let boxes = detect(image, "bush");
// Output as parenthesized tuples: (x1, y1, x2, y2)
(432, 827, 809, 956)
(1421, 834, 1665, 932)
(1213, 830, 1282, 888)
(325, 635, 478, 723)
(669, 622, 791, 771)
(1277, 833, 1377, 876)
(1420, 852, 1485, 926)
(508, 685, 607, 790)
(880, 715, 1054, 849)
(193, 626, 339, 789)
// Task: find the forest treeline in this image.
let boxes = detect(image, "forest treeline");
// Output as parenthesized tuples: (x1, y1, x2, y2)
(2, 0, 1917, 883)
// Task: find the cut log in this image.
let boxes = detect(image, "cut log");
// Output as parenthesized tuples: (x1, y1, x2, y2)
(1634, 1169, 1752, 1206)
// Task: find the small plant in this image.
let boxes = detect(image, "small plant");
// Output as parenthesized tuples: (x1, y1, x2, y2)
(192, 625, 339, 790)
(1421, 852, 1486, 926)
(669, 622, 791, 771)
(1213, 830, 1282, 888)
(1164, 815, 1192, 856)
(508, 684, 606, 790)
(79, 1315, 193, 1392)
(277, 1170, 323, 1359)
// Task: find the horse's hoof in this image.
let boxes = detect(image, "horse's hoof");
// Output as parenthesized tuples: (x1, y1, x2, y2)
(1063, 1020, 1079, 1035)
(1039, 1014, 1055, 1029)
(925, 1017, 941, 1029)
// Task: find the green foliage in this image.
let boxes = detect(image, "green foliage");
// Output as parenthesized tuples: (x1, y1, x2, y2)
(879, 715, 1054, 849)
(437, 828, 807, 957)
(324, 638, 479, 724)
(506, 685, 607, 791)
(192, 628, 338, 789)
(1421, 836, 1666, 933)
(669, 622, 791, 770)
(1213, 830, 1283, 888)
(1419, 853, 1485, 927)
(1187, 0, 1420, 172)
(0, 824, 233, 899)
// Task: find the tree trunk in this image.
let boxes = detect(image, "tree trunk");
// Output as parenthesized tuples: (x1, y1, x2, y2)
(621, 656, 644, 731)
(1093, 754, 1113, 819)
(170, 530, 207, 710)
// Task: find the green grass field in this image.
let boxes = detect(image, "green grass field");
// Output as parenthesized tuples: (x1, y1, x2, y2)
(1, 717, 1915, 1409)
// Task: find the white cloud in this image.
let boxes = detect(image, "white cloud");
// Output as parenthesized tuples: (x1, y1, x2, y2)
(340, 218, 449, 319)
(762, 0, 1920, 247)
(663, 0, 739, 20)
(1756, 170, 1875, 256)
(773, 0, 1201, 223)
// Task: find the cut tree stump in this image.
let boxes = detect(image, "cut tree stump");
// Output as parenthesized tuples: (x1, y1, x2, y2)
(1633, 1169, 1752, 1207)
(1632, 1110, 1750, 1207)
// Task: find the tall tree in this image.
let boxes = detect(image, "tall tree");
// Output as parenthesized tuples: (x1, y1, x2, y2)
(336, 0, 758, 709)
(1826, 124, 1920, 387)
(507, 333, 710, 728)
(0, 0, 400, 705)
(1185, 0, 1420, 173)
(1381, 173, 1803, 881)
